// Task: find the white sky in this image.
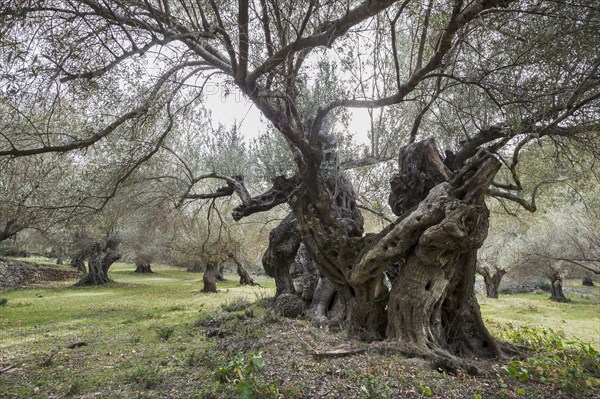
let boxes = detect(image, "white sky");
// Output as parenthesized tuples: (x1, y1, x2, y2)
(203, 84, 372, 147)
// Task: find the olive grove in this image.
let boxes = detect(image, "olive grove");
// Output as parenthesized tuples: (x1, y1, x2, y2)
(1, 0, 600, 369)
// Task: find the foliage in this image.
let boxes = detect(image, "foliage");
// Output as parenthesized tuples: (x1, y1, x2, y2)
(495, 323, 600, 395)
(359, 375, 391, 399)
(214, 351, 280, 399)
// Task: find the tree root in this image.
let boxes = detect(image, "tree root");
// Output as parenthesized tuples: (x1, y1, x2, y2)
(367, 340, 525, 375)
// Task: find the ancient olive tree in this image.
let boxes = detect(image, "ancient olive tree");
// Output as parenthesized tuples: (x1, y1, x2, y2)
(2, 0, 600, 368)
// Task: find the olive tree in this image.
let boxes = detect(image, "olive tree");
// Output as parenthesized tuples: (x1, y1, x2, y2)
(2, 0, 600, 369)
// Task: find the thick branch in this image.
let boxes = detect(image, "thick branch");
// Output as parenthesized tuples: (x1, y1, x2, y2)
(232, 176, 298, 221)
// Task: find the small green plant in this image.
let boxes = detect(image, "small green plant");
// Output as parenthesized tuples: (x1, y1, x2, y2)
(126, 363, 163, 389)
(502, 362, 530, 381)
(221, 298, 252, 312)
(0, 298, 8, 306)
(417, 382, 433, 397)
(359, 375, 390, 399)
(66, 380, 82, 397)
(214, 351, 279, 398)
(496, 323, 600, 396)
(155, 325, 175, 341)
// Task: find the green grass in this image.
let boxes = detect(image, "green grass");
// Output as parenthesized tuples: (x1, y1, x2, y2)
(1, 261, 598, 398)
(0, 261, 275, 398)
(1, 261, 274, 344)
(479, 284, 600, 348)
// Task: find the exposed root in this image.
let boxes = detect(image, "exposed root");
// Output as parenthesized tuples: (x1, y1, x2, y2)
(369, 336, 530, 375)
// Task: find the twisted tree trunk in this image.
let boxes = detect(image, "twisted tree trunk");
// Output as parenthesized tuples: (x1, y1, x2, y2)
(70, 253, 86, 272)
(76, 238, 121, 286)
(134, 262, 153, 273)
(228, 137, 510, 367)
(228, 254, 257, 286)
(549, 272, 569, 302)
(478, 265, 507, 298)
(202, 262, 219, 293)
(261, 213, 301, 296)
(382, 146, 505, 366)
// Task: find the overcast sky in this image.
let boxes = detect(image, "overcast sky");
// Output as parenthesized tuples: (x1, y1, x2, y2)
(202, 82, 372, 146)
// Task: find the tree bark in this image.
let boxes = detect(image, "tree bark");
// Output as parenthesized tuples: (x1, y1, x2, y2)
(216, 265, 225, 281)
(478, 265, 506, 298)
(289, 140, 385, 340)
(202, 262, 219, 293)
(549, 274, 570, 302)
(306, 276, 346, 326)
(384, 150, 505, 367)
(262, 213, 301, 296)
(76, 238, 121, 286)
(134, 262, 153, 273)
(70, 253, 86, 272)
(228, 254, 257, 285)
(582, 276, 594, 286)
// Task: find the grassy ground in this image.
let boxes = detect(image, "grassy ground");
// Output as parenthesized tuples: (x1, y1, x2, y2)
(1, 260, 598, 398)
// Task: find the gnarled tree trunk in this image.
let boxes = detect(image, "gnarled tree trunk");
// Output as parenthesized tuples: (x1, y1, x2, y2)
(228, 253, 257, 285)
(289, 137, 385, 341)
(216, 265, 225, 281)
(478, 265, 507, 298)
(76, 237, 121, 286)
(292, 244, 346, 326)
(135, 262, 153, 273)
(262, 213, 301, 296)
(70, 253, 86, 272)
(202, 262, 218, 293)
(549, 272, 569, 302)
(228, 137, 511, 366)
(384, 146, 505, 366)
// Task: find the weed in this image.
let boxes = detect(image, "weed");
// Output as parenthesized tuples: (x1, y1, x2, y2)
(126, 363, 163, 389)
(221, 297, 252, 312)
(496, 323, 600, 396)
(155, 325, 175, 341)
(0, 298, 8, 306)
(214, 351, 279, 398)
(416, 382, 433, 397)
(359, 375, 390, 399)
